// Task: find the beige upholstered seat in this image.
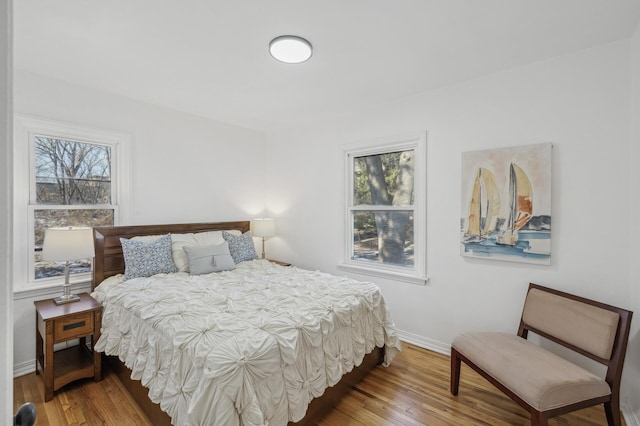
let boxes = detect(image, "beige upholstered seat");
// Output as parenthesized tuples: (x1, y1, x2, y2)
(452, 332, 610, 411)
(450, 283, 633, 426)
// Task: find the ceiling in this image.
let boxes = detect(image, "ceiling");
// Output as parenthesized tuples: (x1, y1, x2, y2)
(13, 1, 640, 133)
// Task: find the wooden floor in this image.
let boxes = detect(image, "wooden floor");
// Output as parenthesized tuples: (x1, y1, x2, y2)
(14, 342, 619, 426)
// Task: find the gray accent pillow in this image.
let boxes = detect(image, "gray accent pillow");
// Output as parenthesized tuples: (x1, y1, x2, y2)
(183, 242, 236, 275)
(222, 231, 259, 263)
(120, 233, 177, 280)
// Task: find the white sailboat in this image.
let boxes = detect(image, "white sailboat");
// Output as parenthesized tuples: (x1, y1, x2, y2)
(464, 167, 501, 242)
(496, 163, 533, 245)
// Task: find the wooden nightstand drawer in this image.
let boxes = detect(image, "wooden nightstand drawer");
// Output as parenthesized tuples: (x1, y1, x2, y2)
(54, 311, 94, 342)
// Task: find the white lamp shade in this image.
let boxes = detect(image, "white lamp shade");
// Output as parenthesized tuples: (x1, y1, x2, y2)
(251, 218, 275, 238)
(41, 227, 95, 261)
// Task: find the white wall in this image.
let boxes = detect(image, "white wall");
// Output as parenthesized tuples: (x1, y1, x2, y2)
(12, 70, 267, 374)
(265, 39, 637, 408)
(14, 71, 268, 224)
(1, 0, 13, 421)
(625, 21, 640, 425)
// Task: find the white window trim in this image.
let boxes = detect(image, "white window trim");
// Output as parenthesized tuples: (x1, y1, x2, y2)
(13, 115, 132, 293)
(339, 133, 427, 285)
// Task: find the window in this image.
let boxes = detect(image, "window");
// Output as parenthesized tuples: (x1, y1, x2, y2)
(14, 116, 130, 291)
(33, 137, 114, 280)
(342, 134, 427, 284)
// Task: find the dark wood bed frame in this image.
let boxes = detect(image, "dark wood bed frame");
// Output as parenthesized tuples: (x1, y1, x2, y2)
(92, 220, 385, 425)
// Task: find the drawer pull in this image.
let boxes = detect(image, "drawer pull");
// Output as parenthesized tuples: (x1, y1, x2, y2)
(63, 321, 86, 331)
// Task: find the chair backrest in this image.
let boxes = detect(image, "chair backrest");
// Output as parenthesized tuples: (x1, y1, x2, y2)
(521, 285, 619, 360)
(518, 283, 633, 391)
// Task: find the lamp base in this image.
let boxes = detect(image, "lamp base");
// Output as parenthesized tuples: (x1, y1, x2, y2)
(54, 294, 81, 305)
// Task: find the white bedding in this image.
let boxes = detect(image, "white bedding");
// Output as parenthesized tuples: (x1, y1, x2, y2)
(92, 259, 401, 426)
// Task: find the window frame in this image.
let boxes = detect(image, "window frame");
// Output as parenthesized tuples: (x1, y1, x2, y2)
(340, 133, 427, 285)
(13, 115, 131, 292)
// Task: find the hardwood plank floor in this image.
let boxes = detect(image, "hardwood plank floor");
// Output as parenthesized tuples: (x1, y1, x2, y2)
(14, 342, 620, 425)
(318, 343, 620, 426)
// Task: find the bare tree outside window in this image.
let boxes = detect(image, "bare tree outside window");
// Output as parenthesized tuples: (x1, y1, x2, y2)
(35, 137, 111, 204)
(34, 137, 115, 279)
(351, 149, 415, 267)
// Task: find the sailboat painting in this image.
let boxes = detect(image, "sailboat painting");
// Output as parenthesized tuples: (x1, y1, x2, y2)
(461, 143, 551, 265)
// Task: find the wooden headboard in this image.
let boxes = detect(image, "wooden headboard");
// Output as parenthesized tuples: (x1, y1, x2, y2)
(92, 221, 250, 290)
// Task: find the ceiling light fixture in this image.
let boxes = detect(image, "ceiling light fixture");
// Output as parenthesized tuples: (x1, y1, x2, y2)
(269, 35, 312, 64)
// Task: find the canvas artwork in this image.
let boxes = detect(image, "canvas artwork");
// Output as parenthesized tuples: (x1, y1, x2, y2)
(460, 143, 552, 265)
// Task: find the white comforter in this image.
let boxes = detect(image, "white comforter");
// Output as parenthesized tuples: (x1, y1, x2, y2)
(92, 260, 401, 426)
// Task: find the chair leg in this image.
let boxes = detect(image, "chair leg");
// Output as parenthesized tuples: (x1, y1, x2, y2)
(530, 410, 548, 426)
(604, 398, 623, 426)
(450, 348, 461, 396)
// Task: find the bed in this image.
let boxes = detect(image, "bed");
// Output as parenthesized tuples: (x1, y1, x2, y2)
(91, 221, 401, 425)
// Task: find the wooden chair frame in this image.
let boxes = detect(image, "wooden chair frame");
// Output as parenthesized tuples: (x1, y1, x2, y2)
(450, 283, 633, 426)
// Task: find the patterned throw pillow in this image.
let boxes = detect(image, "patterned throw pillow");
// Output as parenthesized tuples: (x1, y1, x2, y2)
(120, 233, 177, 280)
(222, 231, 259, 264)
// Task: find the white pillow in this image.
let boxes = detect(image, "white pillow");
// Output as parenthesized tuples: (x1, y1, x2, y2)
(169, 233, 198, 272)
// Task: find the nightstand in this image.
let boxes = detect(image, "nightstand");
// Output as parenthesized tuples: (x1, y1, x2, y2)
(34, 292, 102, 401)
(268, 259, 291, 267)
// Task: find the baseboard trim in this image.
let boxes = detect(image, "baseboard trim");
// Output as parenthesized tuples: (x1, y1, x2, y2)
(14, 359, 35, 378)
(396, 329, 450, 355)
(14, 340, 80, 378)
(623, 402, 639, 426)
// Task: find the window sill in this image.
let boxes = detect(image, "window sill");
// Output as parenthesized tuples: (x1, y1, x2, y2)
(13, 280, 93, 301)
(337, 263, 428, 285)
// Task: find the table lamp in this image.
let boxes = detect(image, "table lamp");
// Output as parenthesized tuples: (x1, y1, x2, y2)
(250, 218, 275, 259)
(41, 226, 95, 305)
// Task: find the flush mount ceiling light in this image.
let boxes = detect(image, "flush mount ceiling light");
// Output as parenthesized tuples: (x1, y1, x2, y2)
(269, 35, 312, 64)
